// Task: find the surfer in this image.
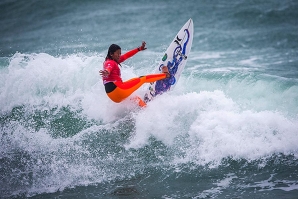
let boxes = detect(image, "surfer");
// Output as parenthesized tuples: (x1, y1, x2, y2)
(99, 41, 170, 106)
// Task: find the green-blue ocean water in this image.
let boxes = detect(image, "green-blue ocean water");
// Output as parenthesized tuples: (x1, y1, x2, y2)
(1, 0, 298, 198)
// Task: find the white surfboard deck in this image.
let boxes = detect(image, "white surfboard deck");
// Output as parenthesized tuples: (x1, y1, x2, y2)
(144, 18, 194, 103)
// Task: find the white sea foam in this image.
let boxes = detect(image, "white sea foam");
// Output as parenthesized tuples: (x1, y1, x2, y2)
(2, 53, 298, 166)
(127, 89, 298, 165)
(0, 52, 149, 122)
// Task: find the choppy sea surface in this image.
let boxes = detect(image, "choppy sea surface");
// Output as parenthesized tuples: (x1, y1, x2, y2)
(1, 0, 298, 198)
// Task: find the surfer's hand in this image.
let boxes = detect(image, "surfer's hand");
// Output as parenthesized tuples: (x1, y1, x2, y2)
(138, 41, 147, 51)
(99, 69, 109, 77)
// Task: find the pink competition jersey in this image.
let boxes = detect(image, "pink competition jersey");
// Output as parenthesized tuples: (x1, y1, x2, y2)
(102, 48, 139, 84)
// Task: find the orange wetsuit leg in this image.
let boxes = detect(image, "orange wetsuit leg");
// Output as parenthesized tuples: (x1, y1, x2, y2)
(106, 73, 166, 103)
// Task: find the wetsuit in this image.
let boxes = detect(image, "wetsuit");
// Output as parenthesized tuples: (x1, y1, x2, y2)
(102, 48, 166, 104)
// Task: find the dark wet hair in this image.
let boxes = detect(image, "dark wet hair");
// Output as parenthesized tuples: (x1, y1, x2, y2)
(106, 44, 121, 60)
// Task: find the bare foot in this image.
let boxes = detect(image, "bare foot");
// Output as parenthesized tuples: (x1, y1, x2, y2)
(161, 66, 170, 78)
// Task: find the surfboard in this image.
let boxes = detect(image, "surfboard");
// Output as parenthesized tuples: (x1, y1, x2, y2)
(144, 18, 194, 103)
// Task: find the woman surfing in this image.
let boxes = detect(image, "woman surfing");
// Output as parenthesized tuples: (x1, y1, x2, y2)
(99, 41, 170, 107)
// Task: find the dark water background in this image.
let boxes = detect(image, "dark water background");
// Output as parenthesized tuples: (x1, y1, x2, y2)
(1, 0, 298, 198)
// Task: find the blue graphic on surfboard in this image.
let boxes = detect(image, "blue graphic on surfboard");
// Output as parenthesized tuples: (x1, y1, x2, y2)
(144, 18, 194, 103)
